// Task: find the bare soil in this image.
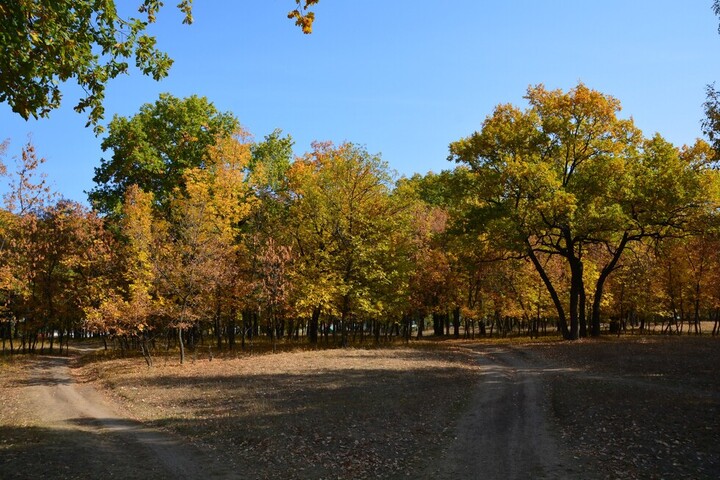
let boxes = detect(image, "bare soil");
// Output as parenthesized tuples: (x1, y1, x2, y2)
(525, 336, 720, 479)
(1, 336, 718, 479)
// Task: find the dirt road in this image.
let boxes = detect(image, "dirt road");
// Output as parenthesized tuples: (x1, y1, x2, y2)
(424, 346, 584, 480)
(0, 355, 232, 480)
(4, 338, 717, 479)
(2, 346, 589, 480)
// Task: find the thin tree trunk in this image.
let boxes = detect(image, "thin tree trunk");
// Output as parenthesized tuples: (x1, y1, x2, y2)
(591, 233, 628, 337)
(452, 307, 461, 338)
(527, 246, 570, 339)
(178, 328, 185, 364)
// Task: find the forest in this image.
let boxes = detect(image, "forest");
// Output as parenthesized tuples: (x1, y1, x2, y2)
(3, 3, 720, 479)
(2, 82, 720, 364)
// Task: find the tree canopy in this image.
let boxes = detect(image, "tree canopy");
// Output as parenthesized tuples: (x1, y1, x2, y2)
(0, 1, 319, 132)
(3, 79, 720, 359)
(449, 83, 718, 339)
(88, 93, 240, 217)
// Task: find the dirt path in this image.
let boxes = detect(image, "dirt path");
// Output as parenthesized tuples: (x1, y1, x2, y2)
(1, 355, 233, 480)
(423, 346, 584, 480)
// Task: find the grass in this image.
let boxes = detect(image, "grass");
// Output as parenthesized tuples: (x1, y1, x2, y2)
(3, 333, 719, 479)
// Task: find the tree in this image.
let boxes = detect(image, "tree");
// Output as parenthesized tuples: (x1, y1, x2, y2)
(85, 184, 156, 361)
(702, 83, 720, 156)
(0, 1, 320, 131)
(450, 83, 717, 339)
(287, 142, 405, 346)
(0, 1, 192, 132)
(30, 199, 111, 353)
(0, 140, 55, 353)
(87, 129, 254, 362)
(88, 94, 239, 216)
(0, 146, 112, 354)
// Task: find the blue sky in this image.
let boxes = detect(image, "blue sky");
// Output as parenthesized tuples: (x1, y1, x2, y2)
(2, 1, 720, 204)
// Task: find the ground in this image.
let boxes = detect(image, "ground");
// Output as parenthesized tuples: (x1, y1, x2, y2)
(0, 336, 718, 479)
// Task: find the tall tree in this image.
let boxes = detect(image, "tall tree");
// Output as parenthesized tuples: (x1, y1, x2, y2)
(31, 199, 111, 352)
(450, 83, 717, 339)
(88, 94, 239, 216)
(0, 141, 55, 352)
(287, 142, 405, 345)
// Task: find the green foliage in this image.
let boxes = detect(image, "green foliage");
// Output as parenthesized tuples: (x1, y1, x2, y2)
(449, 83, 717, 338)
(88, 93, 239, 217)
(249, 129, 294, 197)
(288, 142, 407, 324)
(702, 83, 720, 158)
(0, 1, 321, 132)
(0, 1, 193, 133)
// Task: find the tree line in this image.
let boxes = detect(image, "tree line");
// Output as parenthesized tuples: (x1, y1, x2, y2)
(1, 83, 720, 362)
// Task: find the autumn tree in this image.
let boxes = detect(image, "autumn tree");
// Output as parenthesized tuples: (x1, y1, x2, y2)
(399, 171, 470, 338)
(89, 94, 239, 216)
(152, 132, 252, 363)
(30, 200, 112, 353)
(287, 142, 407, 346)
(0, 141, 55, 352)
(0, 145, 113, 354)
(256, 238, 293, 352)
(450, 83, 717, 339)
(85, 185, 156, 360)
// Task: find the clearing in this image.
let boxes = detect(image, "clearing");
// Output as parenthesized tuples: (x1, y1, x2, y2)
(1, 336, 718, 479)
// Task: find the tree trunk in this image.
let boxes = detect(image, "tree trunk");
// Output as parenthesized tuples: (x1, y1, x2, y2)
(568, 258, 583, 340)
(432, 313, 444, 336)
(228, 309, 236, 350)
(141, 336, 153, 368)
(308, 307, 320, 344)
(694, 281, 701, 335)
(178, 328, 185, 364)
(591, 233, 628, 336)
(579, 286, 587, 338)
(214, 302, 222, 351)
(527, 246, 570, 339)
(340, 310, 349, 348)
(452, 307, 461, 338)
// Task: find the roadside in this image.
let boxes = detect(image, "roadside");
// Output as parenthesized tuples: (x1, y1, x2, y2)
(0, 354, 233, 480)
(528, 337, 720, 479)
(1, 336, 718, 479)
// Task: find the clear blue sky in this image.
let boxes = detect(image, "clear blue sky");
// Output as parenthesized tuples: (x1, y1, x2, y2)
(2, 1, 720, 204)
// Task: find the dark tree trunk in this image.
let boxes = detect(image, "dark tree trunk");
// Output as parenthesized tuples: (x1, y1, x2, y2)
(452, 307, 461, 338)
(568, 258, 583, 340)
(308, 307, 320, 344)
(228, 310, 236, 350)
(178, 328, 185, 364)
(591, 233, 628, 336)
(432, 313, 444, 336)
(527, 246, 570, 339)
(214, 302, 222, 351)
(579, 286, 587, 338)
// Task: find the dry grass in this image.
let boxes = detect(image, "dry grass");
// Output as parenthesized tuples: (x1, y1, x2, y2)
(81, 345, 482, 479)
(526, 336, 720, 479)
(3, 335, 719, 479)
